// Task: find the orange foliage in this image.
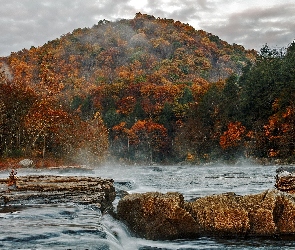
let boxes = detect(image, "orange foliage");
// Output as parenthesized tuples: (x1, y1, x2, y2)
(191, 78, 210, 100)
(116, 96, 137, 115)
(129, 120, 168, 153)
(263, 106, 295, 157)
(220, 122, 246, 149)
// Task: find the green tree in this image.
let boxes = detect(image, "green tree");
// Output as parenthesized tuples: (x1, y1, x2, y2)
(81, 95, 95, 120)
(278, 42, 295, 110)
(158, 102, 176, 136)
(220, 74, 241, 124)
(103, 108, 121, 130)
(179, 86, 193, 105)
(198, 83, 222, 128)
(239, 45, 282, 129)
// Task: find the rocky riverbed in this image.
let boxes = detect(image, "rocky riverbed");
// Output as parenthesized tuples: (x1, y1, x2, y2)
(1, 166, 295, 242)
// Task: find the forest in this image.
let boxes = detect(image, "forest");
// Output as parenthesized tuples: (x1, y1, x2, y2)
(0, 13, 294, 165)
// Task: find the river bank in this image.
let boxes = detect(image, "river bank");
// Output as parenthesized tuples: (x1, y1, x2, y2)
(1, 155, 295, 173)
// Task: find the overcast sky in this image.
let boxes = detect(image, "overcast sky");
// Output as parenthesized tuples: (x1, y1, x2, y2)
(0, 0, 294, 57)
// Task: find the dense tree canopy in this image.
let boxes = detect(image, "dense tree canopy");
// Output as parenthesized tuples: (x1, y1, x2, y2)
(0, 13, 294, 164)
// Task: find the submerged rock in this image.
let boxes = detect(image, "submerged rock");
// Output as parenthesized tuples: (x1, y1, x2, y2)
(117, 190, 295, 240)
(0, 175, 115, 213)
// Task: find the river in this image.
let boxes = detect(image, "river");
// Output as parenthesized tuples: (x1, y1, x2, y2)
(1, 162, 295, 249)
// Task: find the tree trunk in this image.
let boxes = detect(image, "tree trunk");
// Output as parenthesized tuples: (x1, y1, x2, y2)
(42, 135, 46, 158)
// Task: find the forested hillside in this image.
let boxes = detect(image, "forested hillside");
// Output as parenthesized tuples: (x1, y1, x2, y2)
(0, 13, 294, 165)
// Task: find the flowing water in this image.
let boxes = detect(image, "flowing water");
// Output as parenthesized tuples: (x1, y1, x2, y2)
(1, 162, 295, 249)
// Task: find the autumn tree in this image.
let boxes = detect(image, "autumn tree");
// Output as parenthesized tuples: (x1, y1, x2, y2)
(24, 99, 72, 158)
(73, 112, 109, 164)
(129, 120, 169, 163)
(111, 121, 131, 160)
(0, 82, 37, 156)
(219, 121, 246, 160)
(173, 114, 210, 162)
(262, 102, 295, 160)
(0, 100, 6, 154)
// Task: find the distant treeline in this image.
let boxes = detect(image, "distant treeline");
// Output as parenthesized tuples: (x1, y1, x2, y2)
(0, 13, 294, 164)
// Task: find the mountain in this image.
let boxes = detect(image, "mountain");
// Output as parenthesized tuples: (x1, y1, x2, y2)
(0, 13, 261, 164)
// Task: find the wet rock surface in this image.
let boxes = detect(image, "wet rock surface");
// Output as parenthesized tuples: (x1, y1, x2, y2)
(0, 175, 115, 213)
(275, 168, 295, 193)
(117, 189, 295, 240)
(117, 192, 199, 240)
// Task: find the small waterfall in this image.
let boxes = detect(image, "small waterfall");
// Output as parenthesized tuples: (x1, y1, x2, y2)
(101, 214, 139, 250)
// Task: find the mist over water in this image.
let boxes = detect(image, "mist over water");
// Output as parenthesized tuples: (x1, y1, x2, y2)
(1, 163, 295, 249)
(94, 162, 277, 199)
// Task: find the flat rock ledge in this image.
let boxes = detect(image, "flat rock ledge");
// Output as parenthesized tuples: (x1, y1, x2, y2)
(0, 175, 115, 213)
(117, 190, 295, 240)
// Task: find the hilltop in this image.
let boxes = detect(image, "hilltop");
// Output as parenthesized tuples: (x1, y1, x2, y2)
(2, 13, 256, 90)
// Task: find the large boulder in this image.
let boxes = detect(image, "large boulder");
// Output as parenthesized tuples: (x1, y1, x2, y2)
(189, 190, 278, 237)
(117, 192, 199, 240)
(117, 190, 295, 240)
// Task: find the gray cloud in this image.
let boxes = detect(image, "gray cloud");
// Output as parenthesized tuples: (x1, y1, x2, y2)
(143, 0, 210, 22)
(0, 0, 294, 56)
(0, 0, 130, 56)
(200, 2, 295, 50)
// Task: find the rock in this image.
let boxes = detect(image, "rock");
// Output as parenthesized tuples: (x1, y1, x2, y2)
(117, 190, 295, 240)
(275, 174, 295, 193)
(189, 190, 279, 237)
(275, 166, 295, 193)
(18, 159, 34, 167)
(0, 175, 115, 213)
(117, 192, 199, 240)
(276, 166, 295, 174)
(240, 190, 277, 236)
(275, 193, 295, 234)
(188, 192, 250, 237)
